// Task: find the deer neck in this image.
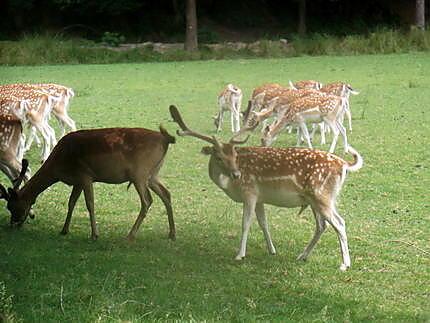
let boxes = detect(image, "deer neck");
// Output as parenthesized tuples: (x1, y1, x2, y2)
(208, 156, 229, 190)
(19, 163, 58, 204)
(207, 156, 244, 202)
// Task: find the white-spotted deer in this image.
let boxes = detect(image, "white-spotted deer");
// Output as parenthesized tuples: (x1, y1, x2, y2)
(261, 93, 348, 153)
(289, 80, 323, 90)
(170, 105, 363, 271)
(0, 87, 58, 161)
(0, 102, 30, 183)
(214, 84, 243, 133)
(320, 82, 359, 133)
(0, 126, 176, 241)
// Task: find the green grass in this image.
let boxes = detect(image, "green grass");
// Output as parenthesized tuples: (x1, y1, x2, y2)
(0, 53, 429, 322)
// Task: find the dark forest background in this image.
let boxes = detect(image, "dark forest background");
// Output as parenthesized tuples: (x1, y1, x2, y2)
(1, 0, 428, 42)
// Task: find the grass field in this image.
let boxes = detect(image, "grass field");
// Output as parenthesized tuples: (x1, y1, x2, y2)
(0, 53, 429, 322)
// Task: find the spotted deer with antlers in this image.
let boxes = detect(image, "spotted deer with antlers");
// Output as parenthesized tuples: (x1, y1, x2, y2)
(170, 105, 363, 271)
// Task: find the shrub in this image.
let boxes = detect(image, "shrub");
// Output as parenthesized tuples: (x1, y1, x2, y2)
(0, 29, 429, 65)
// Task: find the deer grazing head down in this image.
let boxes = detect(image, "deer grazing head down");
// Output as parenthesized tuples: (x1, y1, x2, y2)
(0, 127, 176, 241)
(0, 159, 34, 226)
(170, 104, 363, 271)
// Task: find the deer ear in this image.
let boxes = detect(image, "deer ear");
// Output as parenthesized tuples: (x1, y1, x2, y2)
(201, 146, 214, 155)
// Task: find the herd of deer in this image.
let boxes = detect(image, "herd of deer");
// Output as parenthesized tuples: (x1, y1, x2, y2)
(0, 80, 363, 271)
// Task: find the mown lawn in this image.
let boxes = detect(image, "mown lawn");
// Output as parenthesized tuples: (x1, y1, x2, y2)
(0, 53, 429, 322)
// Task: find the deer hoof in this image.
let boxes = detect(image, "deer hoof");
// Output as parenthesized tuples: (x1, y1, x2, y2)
(235, 255, 244, 261)
(339, 264, 350, 271)
(296, 253, 307, 261)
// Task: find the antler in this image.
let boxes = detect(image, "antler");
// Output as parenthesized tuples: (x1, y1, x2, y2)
(12, 159, 28, 190)
(229, 133, 250, 145)
(0, 183, 9, 200)
(169, 105, 220, 146)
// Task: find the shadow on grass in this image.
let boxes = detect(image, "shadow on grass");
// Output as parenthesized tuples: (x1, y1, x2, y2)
(0, 213, 423, 322)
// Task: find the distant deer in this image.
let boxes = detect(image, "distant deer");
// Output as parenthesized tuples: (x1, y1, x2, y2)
(170, 105, 363, 271)
(214, 84, 243, 133)
(0, 126, 176, 241)
(289, 80, 323, 90)
(320, 82, 359, 133)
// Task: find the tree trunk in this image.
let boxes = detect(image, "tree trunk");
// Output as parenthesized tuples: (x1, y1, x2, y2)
(298, 0, 306, 35)
(416, 0, 425, 29)
(185, 0, 198, 51)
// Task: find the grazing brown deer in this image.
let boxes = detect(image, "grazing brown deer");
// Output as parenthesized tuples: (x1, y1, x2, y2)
(169, 105, 363, 271)
(0, 126, 176, 241)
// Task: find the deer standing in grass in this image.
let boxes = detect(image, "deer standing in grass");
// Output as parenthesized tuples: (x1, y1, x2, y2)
(0, 87, 58, 161)
(320, 82, 359, 133)
(0, 126, 176, 241)
(261, 93, 348, 153)
(214, 84, 243, 133)
(170, 105, 363, 271)
(1, 83, 76, 137)
(0, 101, 30, 183)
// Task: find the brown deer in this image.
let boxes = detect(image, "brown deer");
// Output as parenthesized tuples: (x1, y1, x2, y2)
(169, 105, 363, 271)
(0, 126, 176, 241)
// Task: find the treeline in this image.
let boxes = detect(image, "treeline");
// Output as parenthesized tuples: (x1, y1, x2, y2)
(1, 0, 427, 41)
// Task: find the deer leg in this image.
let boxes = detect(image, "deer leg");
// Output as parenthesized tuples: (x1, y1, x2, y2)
(61, 185, 82, 235)
(82, 182, 98, 240)
(231, 107, 240, 133)
(297, 206, 327, 261)
(235, 197, 257, 260)
(343, 100, 352, 132)
(44, 123, 57, 147)
(127, 183, 153, 241)
(299, 122, 313, 149)
(149, 177, 175, 240)
(326, 120, 339, 153)
(326, 208, 351, 271)
(216, 110, 224, 132)
(55, 115, 67, 137)
(255, 203, 276, 255)
(55, 113, 76, 136)
(335, 120, 348, 153)
(320, 122, 326, 145)
(33, 123, 51, 162)
(24, 126, 37, 152)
